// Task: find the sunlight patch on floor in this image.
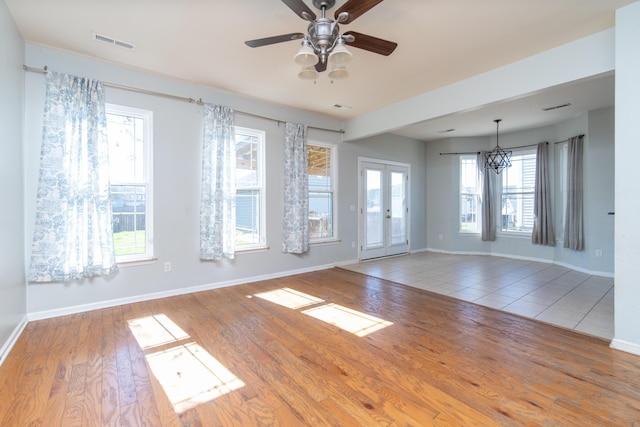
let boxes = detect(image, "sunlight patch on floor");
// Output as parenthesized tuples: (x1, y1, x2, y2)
(253, 287, 325, 309)
(128, 313, 190, 350)
(146, 342, 245, 413)
(302, 303, 394, 337)
(128, 313, 244, 413)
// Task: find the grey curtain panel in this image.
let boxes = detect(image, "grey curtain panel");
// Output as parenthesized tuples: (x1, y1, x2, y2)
(532, 142, 555, 246)
(563, 135, 584, 251)
(477, 151, 496, 241)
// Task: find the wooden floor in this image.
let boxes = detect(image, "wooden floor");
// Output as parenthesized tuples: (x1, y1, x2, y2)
(1, 269, 639, 426)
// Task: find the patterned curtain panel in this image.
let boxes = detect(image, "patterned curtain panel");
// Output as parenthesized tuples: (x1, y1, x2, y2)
(282, 123, 309, 253)
(200, 104, 236, 260)
(28, 72, 117, 282)
(477, 151, 496, 241)
(532, 142, 555, 246)
(564, 135, 584, 251)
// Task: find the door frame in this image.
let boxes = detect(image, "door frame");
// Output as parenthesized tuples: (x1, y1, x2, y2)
(357, 157, 411, 261)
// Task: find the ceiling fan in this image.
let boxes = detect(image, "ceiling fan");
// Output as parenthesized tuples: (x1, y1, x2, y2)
(245, 0, 397, 79)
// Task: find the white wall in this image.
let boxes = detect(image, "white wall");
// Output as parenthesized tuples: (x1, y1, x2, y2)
(0, 0, 27, 364)
(613, 1, 640, 355)
(23, 44, 427, 317)
(425, 110, 615, 276)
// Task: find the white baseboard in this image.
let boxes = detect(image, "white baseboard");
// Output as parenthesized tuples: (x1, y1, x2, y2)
(27, 262, 338, 321)
(425, 247, 614, 278)
(610, 338, 640, 356)
(0, 315, 29, 367)
(335, 258, 359, 267)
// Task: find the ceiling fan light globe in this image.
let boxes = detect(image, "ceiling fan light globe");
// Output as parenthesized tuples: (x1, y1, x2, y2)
(298, 65, 319, 80)
(328, 64, 348, 80)
(329, 43, 352, 66)
(294, 44, 319, 66)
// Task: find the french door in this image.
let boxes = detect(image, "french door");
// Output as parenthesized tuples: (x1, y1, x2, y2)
(359, 159, 410, 260)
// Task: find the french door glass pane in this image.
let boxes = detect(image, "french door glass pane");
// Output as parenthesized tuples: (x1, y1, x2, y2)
(390, 171, 406, 245)
(366, 170, 383, 248)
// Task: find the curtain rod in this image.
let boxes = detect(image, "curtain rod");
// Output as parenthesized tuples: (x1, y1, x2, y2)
(23, 65, 345, 134)
(440, 141, 546, 156)
(440, 135, 584, 156)
(554, 135, 585, 144)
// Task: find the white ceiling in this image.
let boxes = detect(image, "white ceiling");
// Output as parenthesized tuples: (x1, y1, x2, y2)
(5, 0, 634, 141)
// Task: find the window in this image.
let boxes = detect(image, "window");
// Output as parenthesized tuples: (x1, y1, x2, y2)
(460, 155, 480, 232)
(235, 127, 265, 249)
(106, 104, 153, 261)
(500, 149, 536, 233)
(308, 143, 337, 241)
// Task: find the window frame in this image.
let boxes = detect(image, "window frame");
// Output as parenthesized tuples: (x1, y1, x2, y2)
(106, 103, 154, 263)
(459, 154, 481, 234)
(308, 141, 338, 244)
(497, 148, 536, 235)
(234, 126, 267, 251)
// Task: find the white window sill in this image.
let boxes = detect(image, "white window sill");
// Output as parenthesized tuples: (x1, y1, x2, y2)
(310, 239, 341, 246)
(117, 257, 158, 268)
(236, 246, 270, 254)
(497, 231, 532, 238)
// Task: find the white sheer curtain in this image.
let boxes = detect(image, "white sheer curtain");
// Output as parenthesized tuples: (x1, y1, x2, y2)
(28, 71, 117, 282)
(282, 122, 309, 253)
(564, 135, 584, 251)
(532, 142, 555, 246)
(477, 151, 496, 241)
(200, 104, 236, 260)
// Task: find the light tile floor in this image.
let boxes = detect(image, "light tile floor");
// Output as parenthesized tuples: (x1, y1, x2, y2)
(341, 251, 614, 340)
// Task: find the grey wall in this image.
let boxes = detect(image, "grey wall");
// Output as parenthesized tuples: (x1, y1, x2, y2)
(425, 109, 615, 276)
(22, 44, 427, 317)
(0, 0, 27, 363)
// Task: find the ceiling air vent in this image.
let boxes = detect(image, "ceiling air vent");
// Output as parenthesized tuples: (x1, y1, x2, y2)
(542, 102, 571, 111)
(437, 128, 456, 134)
(92, 32, 135, 50)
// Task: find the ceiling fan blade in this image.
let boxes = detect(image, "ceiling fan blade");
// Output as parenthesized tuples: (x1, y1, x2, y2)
(343, 31, 397, 56)
(335, 0, 383, 24)
(281, 0, 316, 21)
(245, 33, 305, 48)
(315, 61, 327, 73)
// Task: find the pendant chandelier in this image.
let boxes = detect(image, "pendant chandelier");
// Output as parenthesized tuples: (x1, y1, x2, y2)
(485, 119, 512, 174)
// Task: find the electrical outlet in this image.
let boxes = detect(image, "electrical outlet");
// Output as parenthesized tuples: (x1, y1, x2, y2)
(164, 261, 172, 272)
(351, 241, 356, 248)
(595, 249, 603, 258)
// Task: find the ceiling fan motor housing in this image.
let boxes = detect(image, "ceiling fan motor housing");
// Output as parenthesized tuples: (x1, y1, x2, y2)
(308, 19, 339, 62)
(312, 0, 336, 9)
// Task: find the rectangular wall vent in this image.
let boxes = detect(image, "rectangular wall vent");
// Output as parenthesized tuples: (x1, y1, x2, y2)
(542, 102, 571, 111)
(92, 32, 135, 50)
